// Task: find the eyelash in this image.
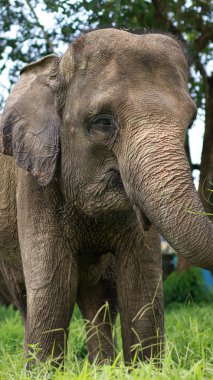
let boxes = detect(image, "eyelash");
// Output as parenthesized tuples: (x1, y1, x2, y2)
(87, 114, 117, 143)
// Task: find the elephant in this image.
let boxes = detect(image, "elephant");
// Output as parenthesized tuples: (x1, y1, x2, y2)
(0, 28, 213, 366)
(0, 271, 14, 307)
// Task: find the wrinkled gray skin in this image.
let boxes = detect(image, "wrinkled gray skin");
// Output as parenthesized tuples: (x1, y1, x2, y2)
(1, 29, 213, 365)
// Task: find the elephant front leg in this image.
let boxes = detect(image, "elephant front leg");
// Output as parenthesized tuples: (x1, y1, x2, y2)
(17, 175, 78, 365)
(117, 226, 164, 364)
(23, 251, 78, 366)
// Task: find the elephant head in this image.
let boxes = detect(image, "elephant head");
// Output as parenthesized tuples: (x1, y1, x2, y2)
(1, 29, 213, 269)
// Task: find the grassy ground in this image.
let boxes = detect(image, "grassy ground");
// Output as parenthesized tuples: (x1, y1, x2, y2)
(0, 303, 213, 379)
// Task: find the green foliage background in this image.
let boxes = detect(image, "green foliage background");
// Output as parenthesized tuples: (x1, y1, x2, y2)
(164, 267, 213, 306)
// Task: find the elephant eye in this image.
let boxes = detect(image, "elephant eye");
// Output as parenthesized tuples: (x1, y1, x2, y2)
(87, 115, 117, 143)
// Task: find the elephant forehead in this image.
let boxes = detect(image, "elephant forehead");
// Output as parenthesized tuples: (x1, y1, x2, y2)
(72, 28, 184, 55)
(71, 49, 187, 103)
(64, 29, 194, 122)
(72, 29, 188, 72)
(69, 31, 189, 91)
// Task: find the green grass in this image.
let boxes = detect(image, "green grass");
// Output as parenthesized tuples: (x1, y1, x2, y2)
(0, 303, 213, 379)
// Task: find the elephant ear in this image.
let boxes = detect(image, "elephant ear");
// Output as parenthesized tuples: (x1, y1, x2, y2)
(0, 54, 60, 186)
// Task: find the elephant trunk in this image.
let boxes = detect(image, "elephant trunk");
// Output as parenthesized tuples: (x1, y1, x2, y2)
(119, 125, 213, 270)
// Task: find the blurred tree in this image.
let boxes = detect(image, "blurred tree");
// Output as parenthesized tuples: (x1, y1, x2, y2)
(0, 0, 212, 269)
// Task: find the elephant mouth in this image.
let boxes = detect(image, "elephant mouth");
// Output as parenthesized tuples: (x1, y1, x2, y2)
(104, 169, 125, 191)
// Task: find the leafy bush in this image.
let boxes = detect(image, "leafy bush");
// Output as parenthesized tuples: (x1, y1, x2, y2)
(164, 267, 213, 307)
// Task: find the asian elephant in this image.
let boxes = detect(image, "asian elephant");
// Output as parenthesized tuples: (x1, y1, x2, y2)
(0, 28, 213, 365)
